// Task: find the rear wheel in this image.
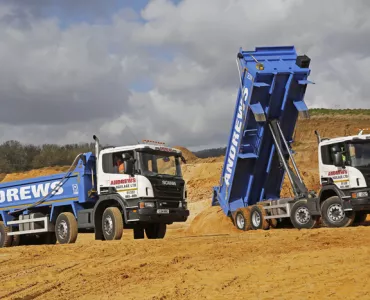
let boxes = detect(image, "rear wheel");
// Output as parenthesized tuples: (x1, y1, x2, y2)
(133, 227, 145, 239)
(249, 205, 270, 230)
(321, 196, 355, 228)
(353, 212, 367, 226)
(0, 222, 13, 248)
(290, 200, 319, 229)
(102, 207, 123, 240)
(234, 207, 252, 231)
(55, 212, 78, 244)
(145, 223, 166, 239)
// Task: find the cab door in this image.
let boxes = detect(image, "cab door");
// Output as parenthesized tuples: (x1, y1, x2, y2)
(100, 151, 139, 199)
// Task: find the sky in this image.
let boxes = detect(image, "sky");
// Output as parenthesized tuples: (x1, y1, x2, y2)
(0, 0, 369, 151)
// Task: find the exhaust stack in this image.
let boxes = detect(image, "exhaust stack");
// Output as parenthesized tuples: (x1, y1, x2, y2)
(93, 135, 100, 183)
(314, 130, 321, 144)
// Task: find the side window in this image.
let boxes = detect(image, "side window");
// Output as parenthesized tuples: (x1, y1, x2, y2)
(321, 145, 332, 165)
(102, 151, 134, 174)
(322, 143, 348, 166)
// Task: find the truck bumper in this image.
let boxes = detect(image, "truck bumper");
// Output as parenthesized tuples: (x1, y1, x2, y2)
(135, 208, 189, 223)
(344, 197, 370, 212)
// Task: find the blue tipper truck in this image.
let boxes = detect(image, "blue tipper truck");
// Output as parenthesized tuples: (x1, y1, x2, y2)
(0, 138, 189, 247)
(212, 45, 322, 230)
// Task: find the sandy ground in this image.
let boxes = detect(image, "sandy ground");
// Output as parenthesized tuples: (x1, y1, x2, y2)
(1, 115, 370, 299)
(1, 222, 370, 300)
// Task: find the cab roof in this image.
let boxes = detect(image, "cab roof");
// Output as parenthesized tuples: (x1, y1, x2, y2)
(319, 134, 370, 146)
(100, 143, 182, 155)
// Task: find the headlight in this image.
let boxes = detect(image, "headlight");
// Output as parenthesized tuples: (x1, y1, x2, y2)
(139, 201, 155, 208)
(351, 192, 368, 198)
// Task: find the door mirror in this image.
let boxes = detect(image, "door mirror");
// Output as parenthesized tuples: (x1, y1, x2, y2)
(122, 153, 131, 160)
(180, 156, 187, 164)
(125, 158, 135, 176)
(333, 152, 344, 167)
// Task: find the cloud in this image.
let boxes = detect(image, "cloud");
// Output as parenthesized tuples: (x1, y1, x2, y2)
(0, 0, 370, 150)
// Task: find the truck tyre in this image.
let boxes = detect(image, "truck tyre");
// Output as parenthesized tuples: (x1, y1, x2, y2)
(102, 207, 123, 240)
(290, 200, 318, 229)
(269, 218, 278, 229)
(55, 212, 78, 244)
(249, 205, 270, 230)
(12, 235, 21, 247)
(133, 227, 145, 239)
(234, 207, 252, 231)
(0, 221, 13, 248)
(43, 232, 57, 244)
(321, 196, 355, 228)
(353, 212, 367, 226)
(145, 223, 166, 239)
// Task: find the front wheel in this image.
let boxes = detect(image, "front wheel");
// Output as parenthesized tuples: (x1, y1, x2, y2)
(290, 200, 319, 229)
(321, 196, 355, 228)
(55, 212, 78, 244)
(102, 207, 124, 240)
(145, 223, 166, 239)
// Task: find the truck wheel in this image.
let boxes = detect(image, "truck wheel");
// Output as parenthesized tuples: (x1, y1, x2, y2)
(321, 196, 355, 228)
(43, 232, 57, 244)
(353, 212, 367, 226)
(249, 205, 270, 230)
(102, 207, 123, 240)
(145, 223, 166, 239)
(0, 221, 13, 248)
(290, 200, 318, 229)
(12, 235, 21, 247)
(133, 227, 145, 239)
(234, 207, 252, 231)
(55, 212, 78, 244)
(269, 218, 278, 229)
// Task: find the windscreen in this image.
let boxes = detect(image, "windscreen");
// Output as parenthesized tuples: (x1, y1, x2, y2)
(348, 142, 370, 167)
(139, 151, 182, 177)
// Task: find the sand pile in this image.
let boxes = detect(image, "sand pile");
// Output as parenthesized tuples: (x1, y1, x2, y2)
(1, 166, 70, 183)
(173, 146, 198, 163)
(182, 162, 223, 202)
(186, 206, 240, 235)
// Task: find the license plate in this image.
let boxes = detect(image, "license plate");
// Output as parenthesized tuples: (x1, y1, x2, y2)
(157, 209, 169, 214)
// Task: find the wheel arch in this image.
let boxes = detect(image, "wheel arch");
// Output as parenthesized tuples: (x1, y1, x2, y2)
(319, 185, 344, 204)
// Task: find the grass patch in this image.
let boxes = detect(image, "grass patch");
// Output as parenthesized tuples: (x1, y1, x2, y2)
(309, 108, 370, 116)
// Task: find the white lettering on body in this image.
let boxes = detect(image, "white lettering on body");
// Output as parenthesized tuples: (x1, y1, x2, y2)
(224, 85, 250, 186)
(0, 181, 65, 204)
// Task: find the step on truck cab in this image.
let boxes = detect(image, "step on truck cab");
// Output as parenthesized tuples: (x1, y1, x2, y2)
(315, 130, 370, 227)
(212, 45, 321, 231)
(0, 137, 189, 247)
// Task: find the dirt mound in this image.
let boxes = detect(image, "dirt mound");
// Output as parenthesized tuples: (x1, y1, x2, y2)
(173, 146, 198, 163)
(1, 166, 70, 183)
(181, 162, 223, 202)
(186, 206, 240, 235)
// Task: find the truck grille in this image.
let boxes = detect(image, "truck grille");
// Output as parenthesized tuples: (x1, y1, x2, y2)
(153, 185, 183, 200)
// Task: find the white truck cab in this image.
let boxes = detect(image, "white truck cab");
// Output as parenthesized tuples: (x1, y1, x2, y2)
(91, 136, 189, 240)
(316, 130, 370, 227)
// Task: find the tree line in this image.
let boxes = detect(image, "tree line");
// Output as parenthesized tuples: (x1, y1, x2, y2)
(0, 139, 229, 174)
(0, 140, 95, 174)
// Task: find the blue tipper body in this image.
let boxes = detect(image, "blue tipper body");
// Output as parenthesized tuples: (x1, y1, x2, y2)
(0, 152, 96, 224)
(212, 46, 314, 216)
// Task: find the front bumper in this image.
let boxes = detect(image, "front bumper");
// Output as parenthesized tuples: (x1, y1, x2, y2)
(130, 207, 189, 223)
(344, 197, 370, 212)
